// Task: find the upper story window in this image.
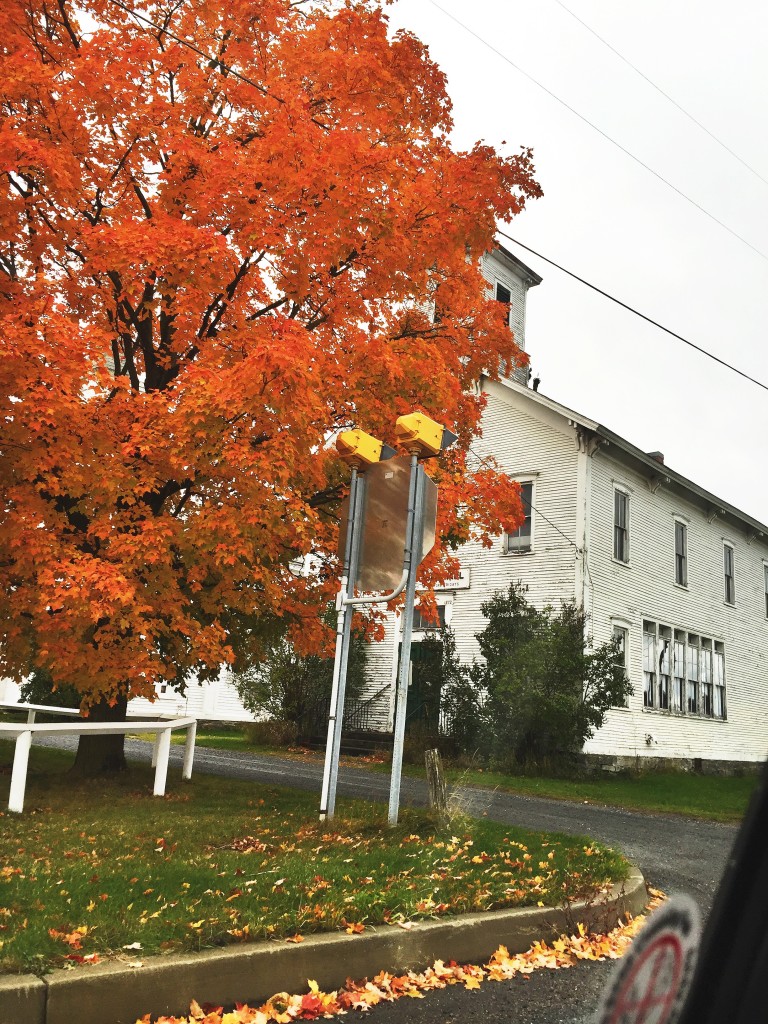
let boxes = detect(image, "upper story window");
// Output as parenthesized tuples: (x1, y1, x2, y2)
(764, 563, 768, 618)
(723, 543, 735, 605)
(495, 282, 512, 326)
(505, 481, 533, 554)
(674, 522, 688, 586)
(614, 489, 629, 563)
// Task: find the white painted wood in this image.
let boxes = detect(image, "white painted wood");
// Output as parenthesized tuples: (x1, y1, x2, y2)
(182, 720, 197, 780)
(361, 301, 768, 765)
(153, 728, 172, 796)
(8, 731, 32, 814)
(0, 718, 197, 812)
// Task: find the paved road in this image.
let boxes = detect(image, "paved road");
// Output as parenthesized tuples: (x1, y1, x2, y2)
(33, 737, 741, 1024)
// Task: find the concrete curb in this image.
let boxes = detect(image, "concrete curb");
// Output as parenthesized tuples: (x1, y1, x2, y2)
(1, 868, 646, 1024)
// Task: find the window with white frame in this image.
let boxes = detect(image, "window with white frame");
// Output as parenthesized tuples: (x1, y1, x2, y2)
(672, 631, 686, 712)
(505, 481, 533, 553)
(658, 627, 671, 710)
(412, 604, 447, 632)
(701, 639, 713, 716)
(642, 620, 725, 720)
(495, 281, 512, 326)
(611, 624, 630, 707)
(687, 638, 699, 714)
(642, 622, 655, 708)
(714, 644, 726, 718)
(614, 489, 629, 563)
(674, 521, 687, 586)
(724, 543, 735, 604)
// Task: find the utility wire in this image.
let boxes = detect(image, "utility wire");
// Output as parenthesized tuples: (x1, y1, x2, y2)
(105, 0, 282, 102)
(551, 0, 768, 189)
(497, 229, 768, 395)
(426, 0, 768, 265)
(95, 0, 768, 397)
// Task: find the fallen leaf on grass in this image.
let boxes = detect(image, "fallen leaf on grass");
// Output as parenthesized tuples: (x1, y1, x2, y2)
(48, 925, 88, 949)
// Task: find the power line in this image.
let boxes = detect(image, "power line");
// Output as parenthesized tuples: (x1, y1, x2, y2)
(497, 229, 768, 394)
(550, 0, 768, 189)
(426, 0, 768, 265)
(105, 0, 282, 103)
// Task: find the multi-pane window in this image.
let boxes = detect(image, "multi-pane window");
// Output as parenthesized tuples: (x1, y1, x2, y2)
(505, 482, 533, 553)
(724, 544, 735, 604)
(687, 639, 699, 714)
(701, 641, 713, 716)
(672, 633, 686, 712)
(614, 490, 629, 563)
(674, 522, 687, 586)
(714, 645, 726, 718)
(612, 625, 629, 707)
(412, 604, 446, 631)
(658, 630, 671, 710)
(642, 621, 725, 720)
(642, 624, 655, 708)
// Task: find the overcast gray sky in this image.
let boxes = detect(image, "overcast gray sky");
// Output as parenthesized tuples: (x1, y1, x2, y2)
(389, 0, 768, 524)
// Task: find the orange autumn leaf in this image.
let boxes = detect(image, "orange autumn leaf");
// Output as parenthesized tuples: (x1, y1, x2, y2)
(48, 925, 88, 949)
(0, 0, 540, 727)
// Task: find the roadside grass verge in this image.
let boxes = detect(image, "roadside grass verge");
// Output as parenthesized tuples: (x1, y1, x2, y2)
(0, 740, 627, 977)
(433, 764, 758, 823)
(157, 725, 755, 822)
(3, 712, 756, 821)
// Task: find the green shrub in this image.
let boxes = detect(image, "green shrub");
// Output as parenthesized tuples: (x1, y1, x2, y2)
(233, 608, 368, 741)
(243, 719, 299, 747)
(475, 583, 633, 768)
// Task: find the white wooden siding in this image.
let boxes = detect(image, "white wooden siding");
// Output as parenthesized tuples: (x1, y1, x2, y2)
(584, 450, 768, 762)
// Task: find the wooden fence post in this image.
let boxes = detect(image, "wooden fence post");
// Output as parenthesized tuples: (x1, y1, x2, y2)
(424, 748, 448, 821)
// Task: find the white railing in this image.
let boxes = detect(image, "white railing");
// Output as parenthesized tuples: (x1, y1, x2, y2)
(0, 702, 197, 814)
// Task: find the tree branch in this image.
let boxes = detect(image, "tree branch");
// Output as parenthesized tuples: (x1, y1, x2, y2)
(133, 183, 153, 220)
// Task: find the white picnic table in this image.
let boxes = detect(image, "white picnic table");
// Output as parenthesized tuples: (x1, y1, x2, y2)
(0, 702, 197, 813)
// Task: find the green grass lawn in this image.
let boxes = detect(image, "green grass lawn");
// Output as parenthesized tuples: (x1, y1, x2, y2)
(0, 740, 627, 976)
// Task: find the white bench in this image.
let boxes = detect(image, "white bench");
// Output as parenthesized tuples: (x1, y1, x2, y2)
(0, 714, 197, 814)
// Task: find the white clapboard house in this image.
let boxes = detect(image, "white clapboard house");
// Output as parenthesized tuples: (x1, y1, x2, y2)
(4, 246, 765, 768)
(360, 246, 768, 769)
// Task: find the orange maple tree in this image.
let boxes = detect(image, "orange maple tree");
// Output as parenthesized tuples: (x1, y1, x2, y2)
(0, 0, 541, 764)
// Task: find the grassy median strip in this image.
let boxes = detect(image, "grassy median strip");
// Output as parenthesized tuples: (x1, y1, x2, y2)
(0, 740, 627, 976)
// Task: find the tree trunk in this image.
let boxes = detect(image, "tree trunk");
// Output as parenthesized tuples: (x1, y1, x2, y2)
(70, 694, 129, 777)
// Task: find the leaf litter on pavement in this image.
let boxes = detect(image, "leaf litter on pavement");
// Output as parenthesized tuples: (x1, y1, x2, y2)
(134, 890, 667, 1024)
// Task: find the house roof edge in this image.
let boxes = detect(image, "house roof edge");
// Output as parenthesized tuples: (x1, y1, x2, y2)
(485, 374, 768, 538)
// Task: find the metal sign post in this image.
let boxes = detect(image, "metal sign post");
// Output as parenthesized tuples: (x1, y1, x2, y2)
(319, 415, 453, 824)
(388, 455, 426, 826)
(319, 467, 365, 821)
